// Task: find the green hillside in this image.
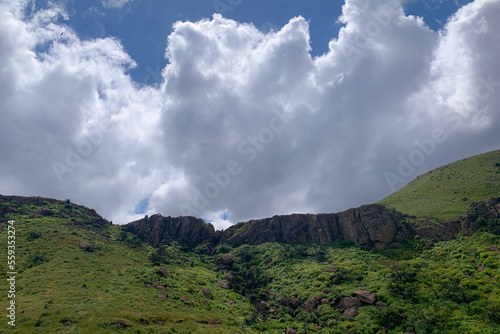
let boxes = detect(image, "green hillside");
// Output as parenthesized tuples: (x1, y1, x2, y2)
(379, 149, 500, 221)
(1, 196, 500, 333)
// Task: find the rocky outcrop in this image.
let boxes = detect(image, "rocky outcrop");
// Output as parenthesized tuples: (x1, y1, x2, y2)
(221, 204, 413, 250)
(124, 214, 217, 248)
(414, 198, 500, 241)
(459, 197, 500, 235)
(124, 204, 414, 250)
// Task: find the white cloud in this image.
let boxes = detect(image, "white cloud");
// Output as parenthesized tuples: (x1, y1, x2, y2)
(101, 0, 135, 9)
(0, 0, 499, 230)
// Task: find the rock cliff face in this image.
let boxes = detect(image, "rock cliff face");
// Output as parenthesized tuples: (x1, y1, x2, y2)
(125, 204, 414, 251)
(413, 197, 500, 241)
(124, 215, 218, 248)
(221, 204, 413, 250)
(459, 197, 500, 235)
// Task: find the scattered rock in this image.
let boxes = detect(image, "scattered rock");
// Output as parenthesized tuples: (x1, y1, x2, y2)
(71, 232, 78, 236)
(202, 287, 212, 299)
(154, 320, 165, 325)
(269, 308, 278, 315)
(40, 208, 55, 216)
(223, 272, 234, 280)
(376, 302, 389, 307)
(155, 267, 169, 278)
(89, 231, 96, 235)
(478, 265, 486, 272)
(321, 288, 331, 294)
(489, 245, 499, 252)
(116, 318, 129, 328)
(301, 298, 319, 313)
(101, 232, 110, 238)
(324, 266, 339, 273)
(285, 328, 298, 334)
(208, 319, 222, 325)
(220, 253, 236, 265)
(156, 293, 168, 301)
(330, 277, 342, 285)
(343, 308, 358, 318)
(217, 280, 230, 289)
(260, 301, 271, 309)
(78, 242, 93, 252)
(321, 298, 329, 305)
(338, 297, 362, 309)
(353, 290, 377, 304)
(152, 281, 166, 291)
(180, 297, 193, 303)
(225, 300, 235, 306)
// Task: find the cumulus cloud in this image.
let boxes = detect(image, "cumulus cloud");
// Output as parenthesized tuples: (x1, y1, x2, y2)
(0, 0, 499, 229)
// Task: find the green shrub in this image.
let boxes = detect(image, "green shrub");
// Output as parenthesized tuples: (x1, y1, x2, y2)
(60, 316, 76, 326)
(27, 231, 42, 241)
(374, 305, 404, 329)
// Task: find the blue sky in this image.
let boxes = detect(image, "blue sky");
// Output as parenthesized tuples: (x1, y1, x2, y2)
(30, 0, 472, 84)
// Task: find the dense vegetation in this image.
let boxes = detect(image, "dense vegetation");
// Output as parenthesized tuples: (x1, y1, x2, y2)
(0, 198, 499, 333)
(379, 149, 500, 221)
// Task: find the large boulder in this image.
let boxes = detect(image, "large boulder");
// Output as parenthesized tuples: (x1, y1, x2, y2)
(338, 297, 362, 309)
(155, 267, 169, 278)
(202, 287, 212, 299)
(217, 280, 230, 289)
(343, 308, 358, 318)
(220, 253, 236, 265)
(353, 290, 377, 304)
(301, 298, 319, 313)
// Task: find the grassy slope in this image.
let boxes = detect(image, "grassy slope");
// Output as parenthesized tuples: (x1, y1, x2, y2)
(0, 185, 499, 333)
(379, 149, 500, 221)
(0, 201, 253, 333)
